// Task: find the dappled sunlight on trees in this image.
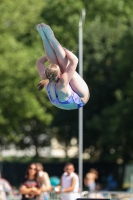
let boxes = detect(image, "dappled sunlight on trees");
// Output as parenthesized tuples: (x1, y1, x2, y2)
(0, 0, 133, 163)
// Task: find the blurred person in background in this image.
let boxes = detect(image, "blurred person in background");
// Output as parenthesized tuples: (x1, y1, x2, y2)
(36, 163, 52, 200)
(19, 163, 43, 200)
(12, 186, 21, 200)
(104, 174, 117, 191)
(55, 163, 80, 200)
(0, 173, 13, 200)
(84, 168, 98, 192)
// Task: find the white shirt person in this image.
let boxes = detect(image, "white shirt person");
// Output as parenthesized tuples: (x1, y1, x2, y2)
(55, 163, 80, 200)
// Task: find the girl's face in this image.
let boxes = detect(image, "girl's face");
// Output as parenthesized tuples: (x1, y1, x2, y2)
(28, 164, 37, 176)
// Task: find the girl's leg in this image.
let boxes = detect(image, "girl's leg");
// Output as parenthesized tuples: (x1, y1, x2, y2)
(37, 24, 59, 65)
(41, 24, 68, 74)
(70, 72, 90, 102)
(42, 24, 90, 102)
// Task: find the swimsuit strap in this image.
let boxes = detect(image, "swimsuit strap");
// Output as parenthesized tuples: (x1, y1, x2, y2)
(54, 84, 58, 99)
(46, 84, 53, 101)
(46, 83, 84, 108)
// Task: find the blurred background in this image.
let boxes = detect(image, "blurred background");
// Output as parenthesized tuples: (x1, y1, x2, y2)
(0, 0, 133, 196)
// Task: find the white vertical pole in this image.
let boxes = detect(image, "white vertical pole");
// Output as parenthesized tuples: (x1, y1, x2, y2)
(78, 9, 86, 193)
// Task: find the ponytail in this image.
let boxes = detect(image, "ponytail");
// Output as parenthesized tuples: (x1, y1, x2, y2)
(37, 79, 49, 91)
(37, 63, 60, 91)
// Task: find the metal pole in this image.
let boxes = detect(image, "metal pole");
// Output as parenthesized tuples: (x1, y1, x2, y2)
(78, 8, 86, 192)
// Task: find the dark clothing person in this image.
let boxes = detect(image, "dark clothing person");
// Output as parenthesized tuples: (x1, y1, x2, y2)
(21, 179, 40, 200)
(20, 163, 42, 200)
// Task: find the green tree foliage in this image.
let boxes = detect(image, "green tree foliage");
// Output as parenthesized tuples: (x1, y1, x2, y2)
(0, 0, 55, 152)
(0, 0, 133, 163)
(82, 0, 133, 163)
(0, 0, 83, 155)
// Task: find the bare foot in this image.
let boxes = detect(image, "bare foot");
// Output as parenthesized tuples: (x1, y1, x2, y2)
(41, 24, 54, 38)
(36, 24, 41, 31)
(40, 23, 46, 27)
(36, 24, 44, 36)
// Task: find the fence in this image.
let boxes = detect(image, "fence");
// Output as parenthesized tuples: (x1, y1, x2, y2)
(42, 191, 133, 200)
(1, 190, 133, 200)
(50, 191, 133, 200)
(80, 191, 133, 200)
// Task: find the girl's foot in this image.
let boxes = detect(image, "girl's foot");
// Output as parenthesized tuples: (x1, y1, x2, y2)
(41, 24, 54, 38)
(36, 24, 41, 31)
(36, 24, 44, 37)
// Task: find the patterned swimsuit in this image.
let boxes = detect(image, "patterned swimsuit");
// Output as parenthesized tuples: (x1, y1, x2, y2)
(46, 83, 84, 109)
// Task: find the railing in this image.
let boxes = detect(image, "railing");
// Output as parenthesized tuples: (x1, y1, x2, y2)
(1, 190, 133, 200)
(50, 191, 133, 200)
(81, 191, 133, 199)
(49, 191, 133, 200)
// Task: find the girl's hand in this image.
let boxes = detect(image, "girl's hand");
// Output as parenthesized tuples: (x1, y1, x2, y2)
(63, 47, 78, 63)
(31, 187, 37, 192)
(37, 81, 44, 91)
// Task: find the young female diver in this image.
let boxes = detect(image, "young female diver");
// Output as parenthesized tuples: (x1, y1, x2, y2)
(36, 23, 90, 110)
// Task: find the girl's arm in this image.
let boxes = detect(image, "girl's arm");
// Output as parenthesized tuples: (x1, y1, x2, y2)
(59, 48, 78, 86)
(84, 176, 89, 187)
(36, 56, 48, 79)
(64, 48, 78, 62)
(19, 185, 34, 195)
(31, 187, 43, 195)
(20, 185, 42, 195)
(61, 177, 76, 192)
(41, 172, 52, 192)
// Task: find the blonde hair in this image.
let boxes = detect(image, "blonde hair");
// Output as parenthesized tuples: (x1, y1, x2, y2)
(37, 63, 60, 91)
(36, 163, 44, 171)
